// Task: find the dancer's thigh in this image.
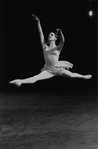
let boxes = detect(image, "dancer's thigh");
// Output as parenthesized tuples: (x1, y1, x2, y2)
(37, 70, 55, 80)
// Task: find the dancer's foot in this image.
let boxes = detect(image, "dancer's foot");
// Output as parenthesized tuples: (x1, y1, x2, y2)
(84, 75, 92, 79)
(9, 79, 22, 87)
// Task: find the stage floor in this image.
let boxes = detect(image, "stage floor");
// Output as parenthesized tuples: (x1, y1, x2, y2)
(0, 93, 98, 149)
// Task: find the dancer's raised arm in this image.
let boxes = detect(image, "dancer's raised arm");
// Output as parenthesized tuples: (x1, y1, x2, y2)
(56, 29, 65, 51)
(31, 14, 47, 50)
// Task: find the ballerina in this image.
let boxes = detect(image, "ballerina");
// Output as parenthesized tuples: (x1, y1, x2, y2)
(9, 14, 92, 87)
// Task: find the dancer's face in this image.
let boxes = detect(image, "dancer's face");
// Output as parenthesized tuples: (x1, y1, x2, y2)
(48, 32, 57, 41)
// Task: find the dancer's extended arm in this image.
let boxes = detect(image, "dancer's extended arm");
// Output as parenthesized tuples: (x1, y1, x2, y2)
(31, 14, 47, 50)
(57, 29, 65, 51)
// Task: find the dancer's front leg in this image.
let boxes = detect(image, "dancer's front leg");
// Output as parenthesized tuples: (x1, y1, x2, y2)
(61, 69, 92, 79)
(9, 70, 54, 86)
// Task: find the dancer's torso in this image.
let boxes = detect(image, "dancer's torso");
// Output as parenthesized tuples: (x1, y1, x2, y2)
(43, 46, 60, 66)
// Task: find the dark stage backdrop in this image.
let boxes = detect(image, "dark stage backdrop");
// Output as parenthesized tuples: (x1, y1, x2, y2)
(0, 0, 97, 95)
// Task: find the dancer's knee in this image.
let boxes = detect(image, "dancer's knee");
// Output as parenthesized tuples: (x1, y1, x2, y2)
(72, 73, 77, 78)
(69, 73, 76, 78)
(61, 70, 75, 78)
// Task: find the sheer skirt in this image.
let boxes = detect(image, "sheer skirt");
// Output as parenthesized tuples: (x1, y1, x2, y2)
(41, 61, 73, 75)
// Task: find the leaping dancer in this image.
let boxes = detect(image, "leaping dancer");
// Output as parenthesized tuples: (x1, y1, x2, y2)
(9, 14, 92, 87)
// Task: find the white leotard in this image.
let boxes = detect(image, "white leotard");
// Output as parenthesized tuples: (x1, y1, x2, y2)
(43, 46, 60, 66)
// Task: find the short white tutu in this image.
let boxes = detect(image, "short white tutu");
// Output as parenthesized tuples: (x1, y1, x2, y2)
(41, 61, 73, 75)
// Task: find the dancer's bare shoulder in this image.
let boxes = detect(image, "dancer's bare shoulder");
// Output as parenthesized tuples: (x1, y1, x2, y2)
(42, 43, 49, 51)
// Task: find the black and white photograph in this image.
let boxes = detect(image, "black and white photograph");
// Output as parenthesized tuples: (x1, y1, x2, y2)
(0, 0, 98, 148)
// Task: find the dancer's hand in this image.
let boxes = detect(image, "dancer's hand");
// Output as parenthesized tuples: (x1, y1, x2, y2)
(56, 29, 61, 32)
(31, 14, 40, 21)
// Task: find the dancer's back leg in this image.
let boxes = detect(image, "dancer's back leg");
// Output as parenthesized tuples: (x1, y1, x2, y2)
(22, 70, 54, 83)
(10, 70, 55, 86)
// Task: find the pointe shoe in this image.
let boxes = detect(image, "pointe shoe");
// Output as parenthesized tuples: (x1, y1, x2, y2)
(9, 79, 22, 87)
(85, 75, 92, 79)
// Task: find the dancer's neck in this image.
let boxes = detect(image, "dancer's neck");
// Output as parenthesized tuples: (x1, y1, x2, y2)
(49, 41, 56, 48)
